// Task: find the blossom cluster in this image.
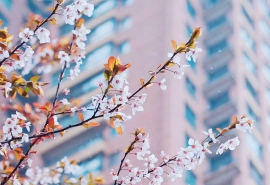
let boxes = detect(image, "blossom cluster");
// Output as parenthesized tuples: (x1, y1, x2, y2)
(22, 157, 83, 185)
(1, 112, 31, 150)
(111, 116, 253, 185)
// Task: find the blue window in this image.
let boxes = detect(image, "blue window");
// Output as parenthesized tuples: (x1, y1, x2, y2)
(215, 119, 230, 129)
(263, 64, 270, 82)
(59, 24, 73, 36)
(243, 53, 257, 76)
(122, 0, 134, 6)
(120, 17, 132, 30)
(208, 65, 228, 82)
(88, 18, 117, 43)
(185, 171, 196, 185)
(82, 42, 114, 69)
(41, 0, 52, 5)
(186, 24, 193, 37)
(247, 105, 260, 129)
(42, 125, 105, 167)
(250, 162, 263, 185)
(246, 134, 263, 159)
(92, 0, 117, 19)
(0, 12, 8, 27)
(188, 58, 196, 69)
(185, 104, 196, 127)
(119, 41, 131, 54)
(242, 7, 254, 27)
(210, 151, 232, 171)
(203, 0, 222, 9)
(262, 42, 270, 58)
(69, 71, 104, 98)
(209, 92, 229, 110)
(187, 0, 196, 18)
(77, 152, 105, 176)
(185, 134, 190, 147)
(246, 78, 258, 101)
(51, 43, 114, 87)
(207, 16, 227, 31)
(186, 77, 196, 97)
(51, 69, 69, 87)
(1, 0, 12, 9)
(28, 0, 49, 18)
(208, 40, 228, 55)
(259, 20, 270, 37)
(240, 28, 256, 51)
(109, 151, 120, 167)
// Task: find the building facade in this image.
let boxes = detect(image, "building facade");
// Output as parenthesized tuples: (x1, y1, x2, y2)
(0, 0, 270, 184)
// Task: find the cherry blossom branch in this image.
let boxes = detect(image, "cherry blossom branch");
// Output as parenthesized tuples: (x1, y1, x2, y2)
(0, 51, 180, 146)
(0, 2, 60, 67)
(113, 138, 138, 185)
(51, 22, 77, 108)
(0, 48, 181, 184)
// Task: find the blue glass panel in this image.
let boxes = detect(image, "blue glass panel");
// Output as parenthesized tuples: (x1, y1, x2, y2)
(215, 119, 230, 129)
(0, 12, 8, 27)
(28, 0, 49, 18)
(83, 42, 114, 69)
(185, 170, 196, 185)
(69, 71, 104, 98)
(186, 77, 196, 97)
(109, 151, 120, 167)
(209, 92, 229, 110)
(59, 24, 73, 36)
(207, 16, 227, 30)
(242, 7, 254, 27)
(188, 58, 196, 69)
(41, 0, 52, 5)
(186, 24, 193, 37)
(208, 40, 228, 55)
(243, 53, 257, 76)
(94, 0, 116, 18)
(42, 125, 105, 167)
(250, 162, 263, 185)
(185, 104, 196, 127)
(187, 0, 196, 18)
(210, 151, 232, 171)
(185, 134, 190, 147)
(208, 65, 228, 82)
(246, 134, 263, 159)
(88, 18, 116, 43)
(77, 152, 104, 176)
(247, 105, 260, 129)
(246, 78, 258, 101)
(119, 41, 131, 54)
(1, 0, 12, 9)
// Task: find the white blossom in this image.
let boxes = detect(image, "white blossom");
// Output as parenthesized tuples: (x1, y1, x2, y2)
(36, 27, 50, 44)
(185, 47, 202, 62)
(158, 78, 166, 91)
(19, 28, 34, 42)
(0, 46, 9, 60)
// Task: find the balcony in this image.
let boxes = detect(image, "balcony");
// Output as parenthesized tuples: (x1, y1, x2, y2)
(204, 22, 233, 46)
(204, 162, 239, 185)
(202, 0, 232, 18)
(204, 72, 235, 98)
(204, 101, 236, 127)
(203, 48, 234, 70)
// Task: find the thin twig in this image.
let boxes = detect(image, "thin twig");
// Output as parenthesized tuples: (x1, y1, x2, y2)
(0, 3, 60, 67)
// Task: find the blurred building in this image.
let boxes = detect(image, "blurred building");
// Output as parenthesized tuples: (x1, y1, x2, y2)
(1, 0, 270, 185)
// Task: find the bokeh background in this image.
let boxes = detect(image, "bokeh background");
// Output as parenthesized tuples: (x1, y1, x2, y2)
(0, 0, 269, 184)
